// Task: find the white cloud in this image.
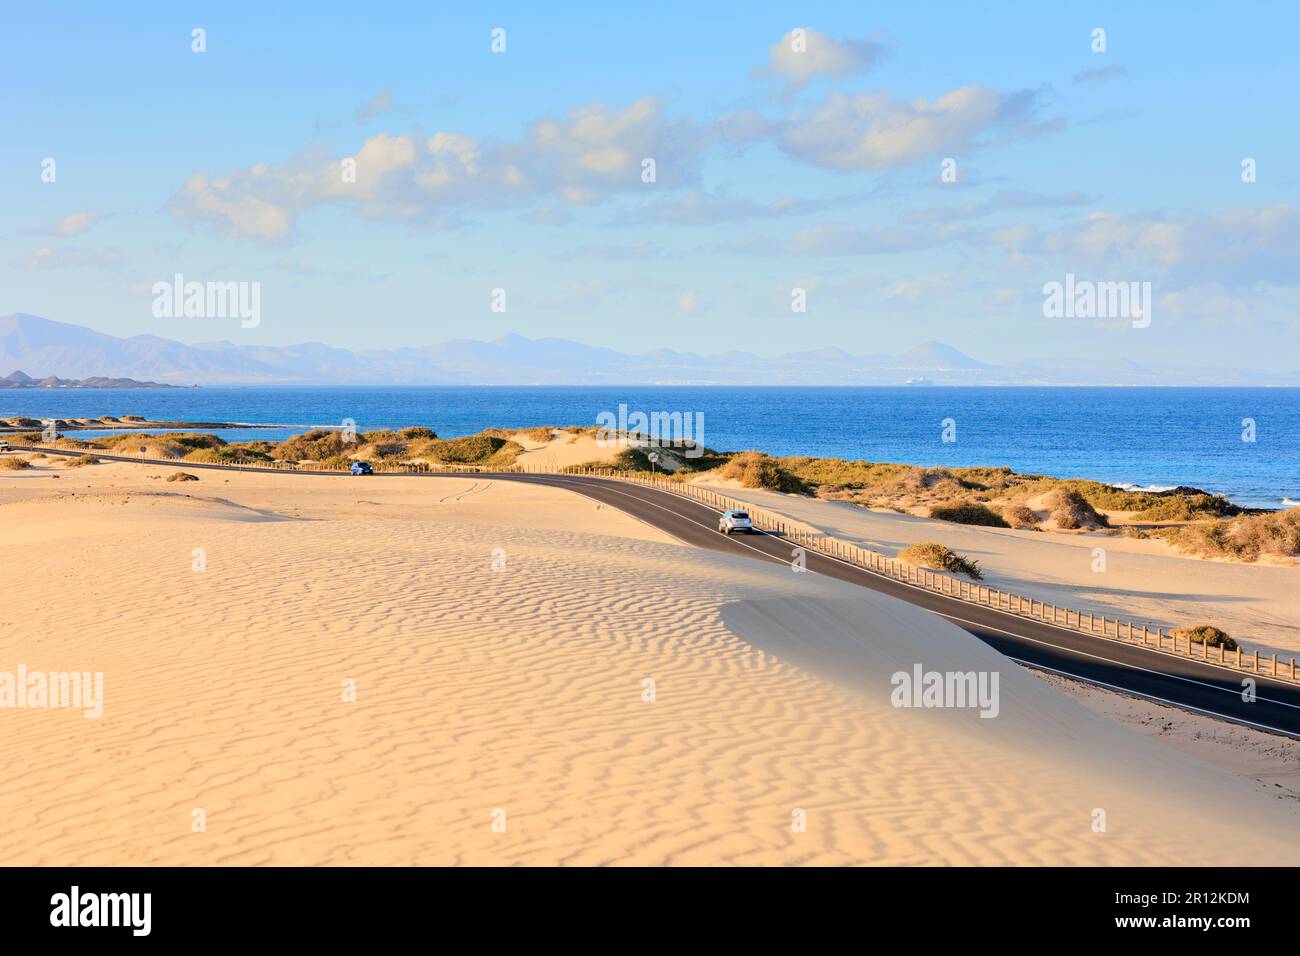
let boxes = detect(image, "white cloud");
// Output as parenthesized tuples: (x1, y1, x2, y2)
(53, 211, 100, 236)
(1041, 204, 1300, 285)
(23, 211, 101, 237)
(780, 86, 1054, 171)
(169, 98, 707, 239)
(1158, 282, 1299, 332)
(759, 28, 889, 92)
(13, 246, 121, 270)
(172, 172, 298, 239)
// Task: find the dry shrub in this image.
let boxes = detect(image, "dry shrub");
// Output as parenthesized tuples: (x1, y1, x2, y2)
(272, 429, 358, 462)
(1043, 488, 1109, 530)
(1131, 494, 1241, 521)
(566, 448, 652, 473)
(1171, 625, 1237, 651)
(1159, 509, 1300, 562)
(929, 501, 1009, 528)
(1001, 504, 1039, 528)
(184, 446, 272, 464)
(718, 452, 805, 493)
(898, 541, 983, 580)
(408, 434, 522, 466)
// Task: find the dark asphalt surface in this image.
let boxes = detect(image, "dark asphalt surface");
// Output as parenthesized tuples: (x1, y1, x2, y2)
(12, 444, 1300, 738)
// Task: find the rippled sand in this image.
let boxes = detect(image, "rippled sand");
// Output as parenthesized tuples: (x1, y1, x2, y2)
(1, 460, 1296, 865)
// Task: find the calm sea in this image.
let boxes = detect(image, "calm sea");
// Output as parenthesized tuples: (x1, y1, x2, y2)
(4, 386, 1297, 509)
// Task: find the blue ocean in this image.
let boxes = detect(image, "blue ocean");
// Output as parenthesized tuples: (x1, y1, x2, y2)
(4, 386, 1297, 509)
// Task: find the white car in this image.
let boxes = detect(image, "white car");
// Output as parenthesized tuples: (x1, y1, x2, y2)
(717, 509, 754, 535)
(0, 440, 9, 452)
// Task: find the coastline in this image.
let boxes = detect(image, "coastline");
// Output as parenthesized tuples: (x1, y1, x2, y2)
(5, 411, 1292, 523)
(1, 417, 257, 433)
(2, 385, 1297, 509)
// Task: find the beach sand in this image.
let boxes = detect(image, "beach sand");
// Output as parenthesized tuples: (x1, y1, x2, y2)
(1, 458, 1297, 865)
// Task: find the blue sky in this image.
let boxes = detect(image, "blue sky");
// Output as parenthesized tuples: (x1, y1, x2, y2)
(2, 1, 1296, 367)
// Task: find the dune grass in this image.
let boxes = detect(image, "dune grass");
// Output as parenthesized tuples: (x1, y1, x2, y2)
(1130, 494, 1241, 521)
(1156, 509, 1300, 562)
(1171, 625, 1237, 651)
(1001, 503, 1039, 528)
(482, 426, 560, 443)
(717, 452, 805, 493)
(0, 456, 31, 470)
(566, 448, 654, 473)
(929, 501, 1010, 528)
(184, 444, 274, 464)
(1042, 488, 1109, 529)
(399, 426, 437, 440)
(407, 434, 523, 466)
(898, 541, 983, 580)
(270, 429, 357, 463)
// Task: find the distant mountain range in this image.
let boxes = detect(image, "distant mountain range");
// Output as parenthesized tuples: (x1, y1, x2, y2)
(1, 313, 1294, 387)
(1, 369, 178, 389)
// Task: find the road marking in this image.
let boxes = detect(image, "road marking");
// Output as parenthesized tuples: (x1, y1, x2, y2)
(1015, 658, 1300, 739)
(944, 608, 1300, 712)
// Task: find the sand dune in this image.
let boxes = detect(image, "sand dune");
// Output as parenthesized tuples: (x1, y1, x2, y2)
(702, 482, 1300, 660)
(1, 461, 1297, 865)
(511, 430, 619, 470)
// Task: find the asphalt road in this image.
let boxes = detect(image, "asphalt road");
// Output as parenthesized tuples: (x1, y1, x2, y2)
(12, 445, 1300, 738)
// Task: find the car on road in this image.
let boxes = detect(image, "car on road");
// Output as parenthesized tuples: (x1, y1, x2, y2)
(717, 509, 754, 535)
(0, 440, 9, 452)
(350, 461, 373, 475)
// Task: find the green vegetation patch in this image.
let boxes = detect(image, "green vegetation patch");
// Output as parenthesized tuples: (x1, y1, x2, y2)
(929, 501, 1010, 528)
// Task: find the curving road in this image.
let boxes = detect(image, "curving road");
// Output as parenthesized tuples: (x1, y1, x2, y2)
(13, 444, 1300, 738)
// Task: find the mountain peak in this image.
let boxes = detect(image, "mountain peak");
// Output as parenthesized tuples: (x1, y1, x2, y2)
(492, 333, 531, 347)
(895, 341, 988, 369)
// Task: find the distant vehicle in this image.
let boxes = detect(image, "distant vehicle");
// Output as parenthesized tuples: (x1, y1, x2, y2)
(0, 440, 9, 452)
(350, 461, 373, 475)
(717, 509, 754, 535)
